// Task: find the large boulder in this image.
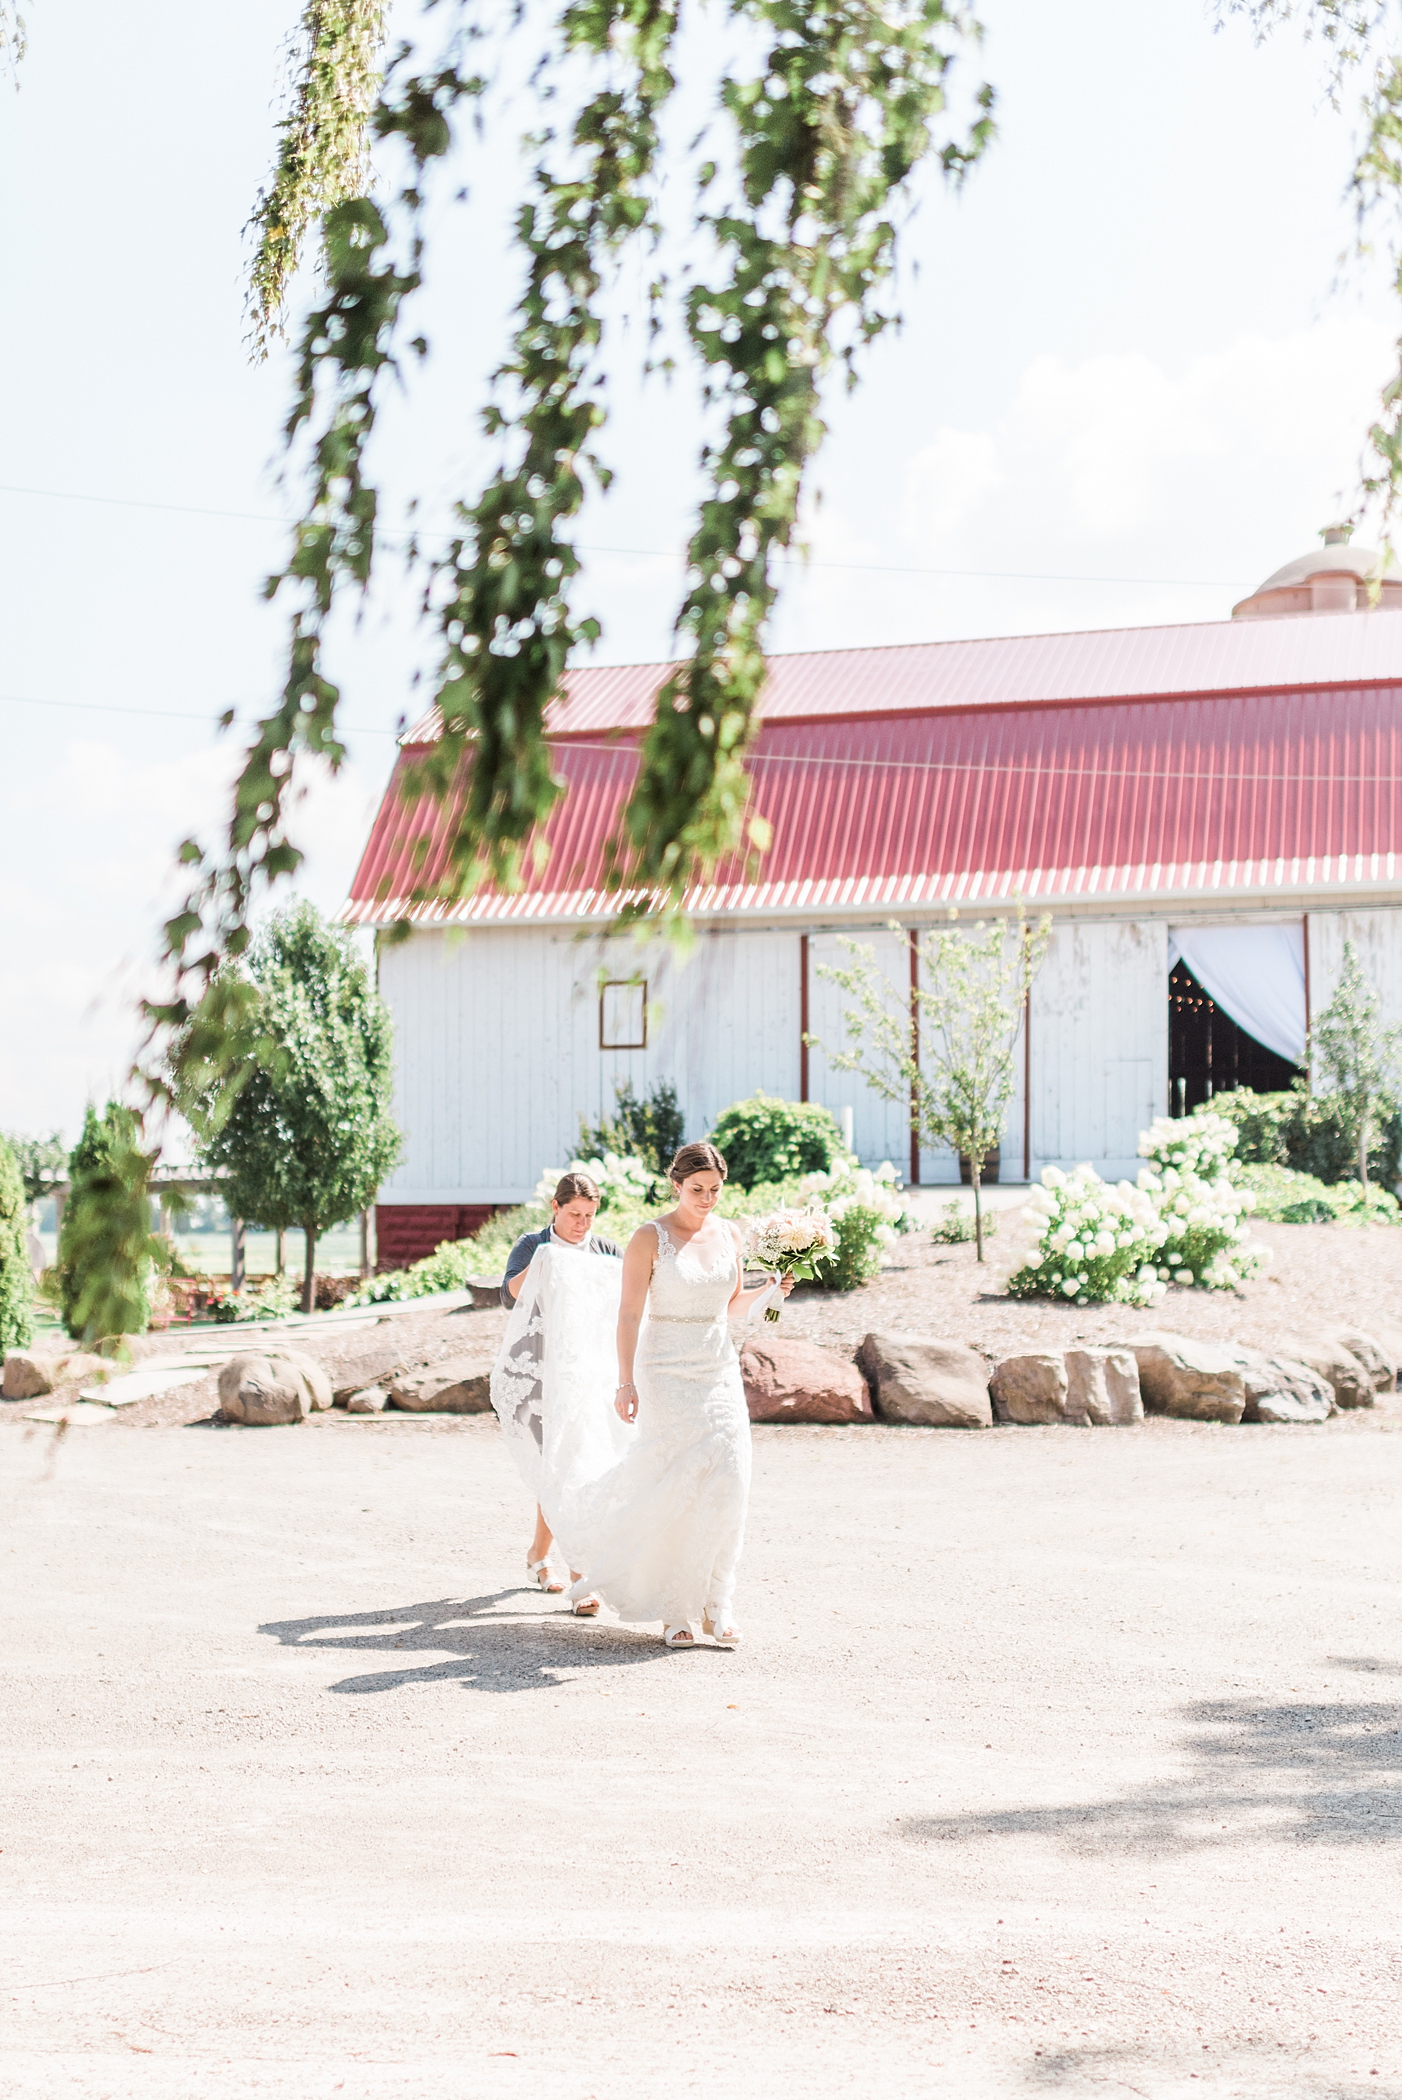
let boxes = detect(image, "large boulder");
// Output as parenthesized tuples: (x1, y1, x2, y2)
(218, 1351, 330, 1426)
(1065, 1347, 1144, 1425)
(1234, 1349, 1335, 1425)
(3, 1352, 55, 1400)
(1326, 1328, 1395, 1394)
(857, 1333, 991, 1429)
(389, 1357, 493, 1413)
(740, 1335, 873, 1423)
(991, 1352, 1069, 1424)
(1126, 1333, 1246, 1423)
(1281, 1339, 1374, 1411)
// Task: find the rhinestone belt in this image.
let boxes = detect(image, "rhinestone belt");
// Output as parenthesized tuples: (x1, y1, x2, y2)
(647, 1312, 721, 1324)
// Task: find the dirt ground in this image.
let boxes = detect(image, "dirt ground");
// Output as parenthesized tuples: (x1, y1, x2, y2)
(2, 1398, 1401, 2098)
(55, 1215, 1402, 1432)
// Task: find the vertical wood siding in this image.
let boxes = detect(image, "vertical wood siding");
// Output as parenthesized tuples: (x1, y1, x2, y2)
(1306, 907, 1402, 1033)
(380, 925, 807, 1197)
(805, 930, 915, 1171)
(1030, 920, 1168, 1180)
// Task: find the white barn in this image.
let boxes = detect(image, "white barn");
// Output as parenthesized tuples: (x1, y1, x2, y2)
(346, 538, 1402, 1268)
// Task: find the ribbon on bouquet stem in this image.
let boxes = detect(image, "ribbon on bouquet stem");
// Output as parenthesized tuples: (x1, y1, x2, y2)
(756, 1277, 786, 1324)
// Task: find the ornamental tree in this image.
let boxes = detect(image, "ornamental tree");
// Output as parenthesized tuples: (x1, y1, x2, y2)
(1308, 940, 1401, 1190)
(816, 916, 1049, 1260)
(187, 902, 402, 1312)
(0, 1133, 34, 1352)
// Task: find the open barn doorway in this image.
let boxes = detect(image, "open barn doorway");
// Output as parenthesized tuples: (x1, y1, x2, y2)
(1168, 960, 1301, 1115)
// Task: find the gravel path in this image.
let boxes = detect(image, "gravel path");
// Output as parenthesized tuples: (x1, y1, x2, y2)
(3, 1406, 1401, 2097)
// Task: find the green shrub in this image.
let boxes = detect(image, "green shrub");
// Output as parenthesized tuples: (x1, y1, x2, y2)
(56, 1103, 162, 1345)
(707, 1094, 846, 1190)
(927, 1199, 998, 1245)
(812, 1204, 888, 1291)
(1212, 1086, 1402, 1188)
(0, 1134, 34, 1352)
(1235, 1162, 1401, 1226)
(579, 1081, 685, 1173)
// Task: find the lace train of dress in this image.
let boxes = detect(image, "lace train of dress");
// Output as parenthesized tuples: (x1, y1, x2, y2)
(488, 1223, 752, 1630)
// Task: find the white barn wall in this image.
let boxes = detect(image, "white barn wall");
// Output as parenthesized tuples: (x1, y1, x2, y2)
(380, 924, 808, 1200)
(805, 930, 915, 1173)
(1030, 919, 1168, 1180)
(1307, 908, 1402, 1031)
(378, 912, 1204, 1205)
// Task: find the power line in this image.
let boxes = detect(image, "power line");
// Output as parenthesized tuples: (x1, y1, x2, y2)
(0, 480, 1241, 591)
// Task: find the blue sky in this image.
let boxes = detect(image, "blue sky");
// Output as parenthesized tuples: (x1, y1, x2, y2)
(1, 0, 1396, 1135)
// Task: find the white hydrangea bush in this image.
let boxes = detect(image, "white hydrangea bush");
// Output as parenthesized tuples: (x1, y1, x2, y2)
(534, 1152, 663, 1211)
(797, 1157, 905, 1243)
(1006, 1165, 1168, 1305)
(1136, 1111, 1267, 1291)
(1007, 1108, 1268, 1304)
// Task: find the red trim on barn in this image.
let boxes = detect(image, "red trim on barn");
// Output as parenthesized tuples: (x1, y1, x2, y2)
(375, 1203, 501, 1273)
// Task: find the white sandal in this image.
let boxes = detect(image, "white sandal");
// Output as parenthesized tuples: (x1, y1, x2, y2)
(662, 1624, 696, 1647)
(527, 1556, 564, 1594)
(702, 1611, 741, 1646)
(571, 1594, 601, 1618)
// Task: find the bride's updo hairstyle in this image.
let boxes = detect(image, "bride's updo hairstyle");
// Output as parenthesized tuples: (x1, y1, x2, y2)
(668, 1140, 727, 1185)
(553, 1170, 601, 1204)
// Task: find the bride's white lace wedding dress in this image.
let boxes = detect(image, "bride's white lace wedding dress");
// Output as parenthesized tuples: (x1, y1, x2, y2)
(489, 1220, 752, 1633)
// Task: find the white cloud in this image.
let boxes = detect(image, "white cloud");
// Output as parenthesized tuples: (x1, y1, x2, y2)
(903, 317, 1398, 568)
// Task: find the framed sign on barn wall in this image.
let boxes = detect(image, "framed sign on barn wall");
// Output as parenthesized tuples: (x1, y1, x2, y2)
(600, 979, 647, 1050)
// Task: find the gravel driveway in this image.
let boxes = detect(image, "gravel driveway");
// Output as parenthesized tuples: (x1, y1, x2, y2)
(3, 1402, 1401, 2098)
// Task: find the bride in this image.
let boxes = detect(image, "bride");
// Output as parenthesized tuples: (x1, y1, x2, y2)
(489, 1139, 791, 1648)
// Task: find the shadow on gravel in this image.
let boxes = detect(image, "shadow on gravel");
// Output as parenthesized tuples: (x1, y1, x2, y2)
(1018, 2040, 1402, 2096)
(906, 1697, 1402, 1854)
(259, 1590, 703, 1694)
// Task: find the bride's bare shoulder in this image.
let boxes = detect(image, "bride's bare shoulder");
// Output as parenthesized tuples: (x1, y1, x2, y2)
(625, 1217, 667, 1254)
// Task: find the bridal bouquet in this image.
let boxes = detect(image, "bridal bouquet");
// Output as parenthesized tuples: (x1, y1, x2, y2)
(746, 1208, 838, 1321)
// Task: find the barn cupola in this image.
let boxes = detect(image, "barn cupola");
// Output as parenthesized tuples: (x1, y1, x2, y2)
(1231, 522, 1402, 618)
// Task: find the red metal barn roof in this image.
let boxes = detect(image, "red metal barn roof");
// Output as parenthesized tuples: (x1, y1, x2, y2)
(351, 615, 1402, 925)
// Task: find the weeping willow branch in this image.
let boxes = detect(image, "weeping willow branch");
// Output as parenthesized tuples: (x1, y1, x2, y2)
(0, 2, 25, 81)
(158, 0, 991, 1065)
(614, 0, 992, 898)
(247, 0, 390, 355)
(408, 0, 681, 902)
(151, 58, 482, 1050)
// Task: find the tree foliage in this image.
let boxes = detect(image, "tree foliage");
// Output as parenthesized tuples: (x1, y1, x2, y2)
(579, 1077, 685, 1172)
(0, 1133, 34, 1353)
(816, 916, 1049, 1259)
(186, 902, 402, 1312)
(2, 1129, 66, 1208)
(247, 0, 388, 354)
(56, 1104, 163, 1348)
(1306, 938, 1400, 1187)
(153, 0, 994, 1059)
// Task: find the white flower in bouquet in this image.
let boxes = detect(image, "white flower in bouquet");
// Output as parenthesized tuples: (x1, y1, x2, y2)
(746, 1207, 838, 1321)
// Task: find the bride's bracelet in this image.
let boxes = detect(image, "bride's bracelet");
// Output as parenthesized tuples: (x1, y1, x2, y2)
(616, 1382, 637, 1394)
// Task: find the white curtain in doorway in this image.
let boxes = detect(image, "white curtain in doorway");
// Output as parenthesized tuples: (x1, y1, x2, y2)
(1168, 922, 1306, 1066)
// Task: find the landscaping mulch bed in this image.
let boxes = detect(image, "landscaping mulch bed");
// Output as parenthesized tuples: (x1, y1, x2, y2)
(7, 1214, 1395, 1436)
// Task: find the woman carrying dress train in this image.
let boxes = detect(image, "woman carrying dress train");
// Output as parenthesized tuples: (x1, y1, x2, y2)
(489, 1141, 790, 1648)
(579, 1139, 792, 1648)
